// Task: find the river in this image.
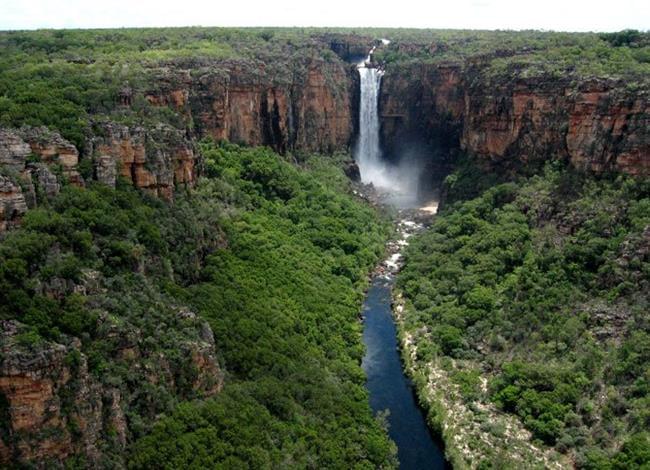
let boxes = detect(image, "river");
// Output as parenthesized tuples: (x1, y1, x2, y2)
(360, 211, 449, 470)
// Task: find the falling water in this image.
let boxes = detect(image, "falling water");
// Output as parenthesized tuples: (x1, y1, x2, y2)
(355, 44, 425, 208)
(356, 65, 391, 187)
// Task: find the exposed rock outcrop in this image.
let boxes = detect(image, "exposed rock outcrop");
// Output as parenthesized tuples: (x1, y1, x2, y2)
(343, 160, 361, 182)
(0, 322, 78, 465)
(0, 56, 359, 215)
(323, 34, 374, 62)
(0, 129, 31, 172)
(565, 84, 649, 175)
(0, 128, 84, 231)
(0, 314, 224, 467)
(17, 127, 84, 187)
(144, 58, 356, 155)
(88, 122, 196, 199)
(379, 63, 464, 168)
(31, 164, 61, 199)
(0, 130, 31, 231)
(379, 63, 649, 175)
(0, 176, 28, 232)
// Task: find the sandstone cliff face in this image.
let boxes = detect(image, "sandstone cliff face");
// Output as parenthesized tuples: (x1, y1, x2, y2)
(379, 64, 464, 164)
(0, 322, 96, 465)
(565, 84, 650, 175)
(144, 58, 356, 155)
(0, 128, 85, 231)
(0, 313, 223, 467)
(1, 56, 358, 217)
(0, 122, 198, 217)
(379, 63, 649, 175)
(0, 129, 32, 173)
(88, 122, 196, 200)
(291, 62, 356, 153)
(323, 34, 374, 62)
(0, 52, 359, 218)
(18, 127, 84, 187)
(0, 176, 28, 232)
(0, 130, 30, 231)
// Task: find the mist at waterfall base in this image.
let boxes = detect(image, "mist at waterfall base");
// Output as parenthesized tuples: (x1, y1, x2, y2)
(355, 66, 432, 209)
(360, 145, 432, 208)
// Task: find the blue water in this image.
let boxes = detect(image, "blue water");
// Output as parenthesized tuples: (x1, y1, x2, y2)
(362, 277, 449, 470)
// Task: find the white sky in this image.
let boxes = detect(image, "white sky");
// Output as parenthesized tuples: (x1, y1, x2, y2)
(1, 0, 648, 32)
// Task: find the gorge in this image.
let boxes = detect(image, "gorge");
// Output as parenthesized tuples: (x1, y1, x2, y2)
(0, 27, 649, 469)
(356, 43, 448, 468)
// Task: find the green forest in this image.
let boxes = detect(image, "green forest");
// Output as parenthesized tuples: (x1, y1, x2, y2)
(0, 24, 649, 469)
(0, 142, 396, 468)
(373, 29, 650, 85)
(397, 161, 650, 468)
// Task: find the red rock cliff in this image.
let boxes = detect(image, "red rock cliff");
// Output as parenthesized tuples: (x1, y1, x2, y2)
(88, 122, 197, 200)
(0, 313, 223, 467)
(379, 63, 649, 175)
(144, 58, 356, 155)
(1, 56, 357, 215)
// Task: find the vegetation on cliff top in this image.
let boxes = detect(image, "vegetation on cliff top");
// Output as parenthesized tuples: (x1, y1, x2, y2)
(372, 29, 650, 86)
(0, 142, 395, 467)
(1, 27, 647, 153)
(0, 27, 346, 151)
(397, 161, 650, 468)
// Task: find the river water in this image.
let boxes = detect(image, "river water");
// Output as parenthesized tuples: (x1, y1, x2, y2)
(360, 213, 449, 470)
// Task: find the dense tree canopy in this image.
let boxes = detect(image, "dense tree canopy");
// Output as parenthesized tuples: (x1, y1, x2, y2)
(398, 162, 650, 467)
(0, 142, 396, 468)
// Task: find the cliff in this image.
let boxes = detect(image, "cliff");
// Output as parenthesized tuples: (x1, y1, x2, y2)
(88, 121, 197, 200)
(0, 29, 649, 469)
(0, 124, 199, 232)
(379, 62, 649, 176)
(0, 176, 27, 232)
(0, 128, 80, 232)
(0, 55, 358, 230)
(143, 57, 357, 154)
(0, 312, 223, 467)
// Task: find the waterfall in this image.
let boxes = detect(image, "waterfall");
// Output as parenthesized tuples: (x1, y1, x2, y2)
(356, 65, 388, 186)
(355, 41, 427, 208)
(355, 40, 403, 192)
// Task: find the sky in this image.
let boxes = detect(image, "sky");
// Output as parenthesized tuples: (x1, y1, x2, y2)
(0, 0, 648, 32)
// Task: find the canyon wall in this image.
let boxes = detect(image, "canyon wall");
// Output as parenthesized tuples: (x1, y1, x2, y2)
(1, 35, 649, 468)
(3, 41, 649, 224)
(144, 57, 357, 154)
(88, 122, 197, 200)
(0, 53, 359, 465)
(0, 128, 81, 232)
(0, 125, 199, 234)
(379, 63, 649, 175)
(0, 314, 223, 467)
(1, 56, 358, 231)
